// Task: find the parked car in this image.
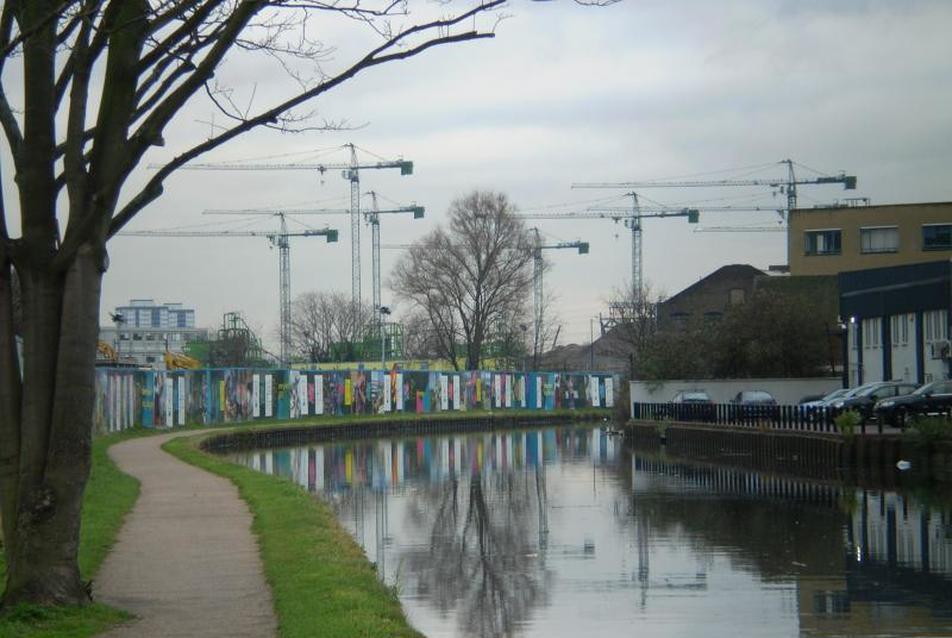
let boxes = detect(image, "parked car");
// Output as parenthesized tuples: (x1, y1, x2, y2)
(730, 390, 779, 420)
(829, 381, 920, 422)
(671, 390, 713, 404)
(874, 379, 952, 427)
(800, 388, 849, 409)
(667, 390, 715, 421)
(799, 387, 859, 423)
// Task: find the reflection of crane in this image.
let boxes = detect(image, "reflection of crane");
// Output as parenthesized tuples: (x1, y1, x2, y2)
(532, 229, 589, 366)
(174, 144, 413, 308)
(119, 216, 338, 365)
(574, 159, 857, 216)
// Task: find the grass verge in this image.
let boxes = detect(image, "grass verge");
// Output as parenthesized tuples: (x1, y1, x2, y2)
(163, 433, 425, 638)
(0, 428, 151, 638)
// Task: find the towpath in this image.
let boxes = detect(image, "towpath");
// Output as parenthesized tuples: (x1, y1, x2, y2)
(95, 432, 277, 637)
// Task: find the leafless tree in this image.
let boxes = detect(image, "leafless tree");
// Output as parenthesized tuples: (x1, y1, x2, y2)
(391, 191, 534, 371)
(400, 309, 444, 360)
(290, 290, 373, 362)
(0, 0, 515, 607)
(604, 284, 664, 374)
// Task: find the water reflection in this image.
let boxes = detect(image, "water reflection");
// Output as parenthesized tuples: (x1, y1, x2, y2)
(231, 427, 952, 638)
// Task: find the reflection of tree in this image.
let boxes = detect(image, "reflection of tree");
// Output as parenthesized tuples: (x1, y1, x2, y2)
(403, 473, 552, 638)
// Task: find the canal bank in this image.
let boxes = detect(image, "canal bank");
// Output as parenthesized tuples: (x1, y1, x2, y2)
(97, 409, 610, 638)
(626, 419, 952, 485)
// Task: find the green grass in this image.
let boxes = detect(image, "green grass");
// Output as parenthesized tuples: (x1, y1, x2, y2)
(0, 428, 152, 637)
(0, 408, 609, 637)
(164, 434, 425, 638)
(0, 603, 128, 638)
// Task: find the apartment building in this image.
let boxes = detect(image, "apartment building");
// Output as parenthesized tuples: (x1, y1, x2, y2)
(789, 202, 952, 276)
(99, 299, 206, 366)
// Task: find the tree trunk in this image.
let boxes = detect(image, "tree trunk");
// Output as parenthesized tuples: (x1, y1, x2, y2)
(1, 244, 102, 607)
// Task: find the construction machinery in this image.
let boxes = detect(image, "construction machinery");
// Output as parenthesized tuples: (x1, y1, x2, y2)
(532, 229, 589, 367)
(573, 159, 856, 214)
(569, 160, 857, 293)
(517, 202, 699, 302)
(211, 193, 424, 321)
(166, 143, 413, 308)
(119, 218, 338, 365)
(97, 340, 118, 364)
(164, 350, 201, 370)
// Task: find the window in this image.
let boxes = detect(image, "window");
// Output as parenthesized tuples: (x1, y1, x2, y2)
(862, 317, 881, 348)
(890, 315, 910, 346)
(860, 226, 898, 254)
(923, 224, 952, 251)
(704, 311, 722, 324)
(924, 310, 949, 342)
(804, 229, 841, 255)
(670, 312, 689, 331)
(728, 288, 746, 305)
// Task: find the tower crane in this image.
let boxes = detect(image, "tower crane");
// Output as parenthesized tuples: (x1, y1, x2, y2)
(364, 192, 425, 316)
(532, 229, 589, 366)
(206, 197, 424, 319)
(573, 159, 856, 215)
(164, 143, 413, 309)
(119, 215, 338, 365)
(517, 200, 700, 301)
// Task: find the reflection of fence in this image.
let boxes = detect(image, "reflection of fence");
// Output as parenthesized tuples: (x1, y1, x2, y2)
(94, 367, 618, 433)
(632, 402, 840, 434)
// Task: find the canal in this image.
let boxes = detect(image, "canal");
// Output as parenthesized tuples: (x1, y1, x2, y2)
(229, 424, 952, 637)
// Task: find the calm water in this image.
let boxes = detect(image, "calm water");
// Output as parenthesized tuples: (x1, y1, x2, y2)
(230, 426, 952, 638)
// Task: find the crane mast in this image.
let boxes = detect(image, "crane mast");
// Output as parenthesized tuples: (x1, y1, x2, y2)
(518, 203, 698, 302)
(119, 217, 338, 365)
(363, 191, 425, 316)
(573, 159, 857, 214)
(167, 143, 414, 313)
(532, 229, 589, 367)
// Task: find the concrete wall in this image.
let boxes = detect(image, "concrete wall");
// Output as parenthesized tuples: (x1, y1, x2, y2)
(629, 377, 842, 408)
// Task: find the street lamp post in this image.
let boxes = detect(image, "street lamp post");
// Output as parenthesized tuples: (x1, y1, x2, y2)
(379, 306, 391, 370)
(590, 317, 595, 370)
(110, 312, 125, 362)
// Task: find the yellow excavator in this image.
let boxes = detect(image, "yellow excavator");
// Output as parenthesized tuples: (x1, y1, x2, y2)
(97, 340, 118, 363)
(164, 350, 201, 370)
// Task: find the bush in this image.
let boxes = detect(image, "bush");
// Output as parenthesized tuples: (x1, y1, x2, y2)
(907, 416, 952, 447)
(834, 409, 862, 438)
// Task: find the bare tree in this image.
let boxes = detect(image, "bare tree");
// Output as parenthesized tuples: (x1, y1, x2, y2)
(0, 0, 515, 607)
(290, 290, 373, 362)
(391, 191, 534, 371)
(400, 309, 444, 360)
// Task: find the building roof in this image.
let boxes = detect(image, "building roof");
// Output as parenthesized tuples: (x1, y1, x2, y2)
(663, 264, 766, 306)
(791, 201, 952, 214)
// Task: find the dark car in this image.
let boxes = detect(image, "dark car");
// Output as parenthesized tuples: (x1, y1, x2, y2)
(874, 379, 952, 427)
(829, 381, 919, 422)
(667, 390, 715, 421)
(672, 390, 713, 404)
(730, 390, 779, 420)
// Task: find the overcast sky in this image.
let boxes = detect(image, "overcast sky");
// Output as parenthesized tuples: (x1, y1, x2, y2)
(8, 0, 952, 349)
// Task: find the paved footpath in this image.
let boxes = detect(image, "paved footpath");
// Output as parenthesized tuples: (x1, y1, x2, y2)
(95, 433, 278, 637)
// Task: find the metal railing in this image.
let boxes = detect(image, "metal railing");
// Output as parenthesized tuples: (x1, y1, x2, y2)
(631, 402, 841, 434)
